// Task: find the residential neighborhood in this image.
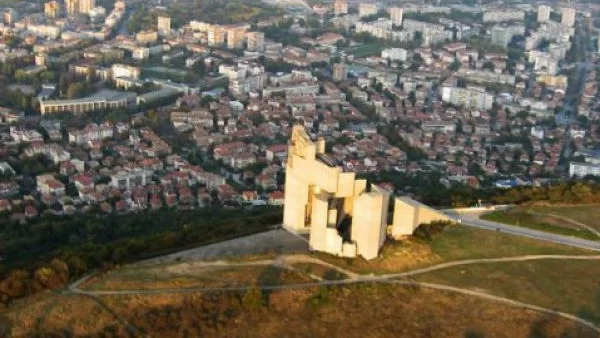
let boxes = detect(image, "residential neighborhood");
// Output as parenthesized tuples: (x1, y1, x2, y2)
(0, 0, 599, 222)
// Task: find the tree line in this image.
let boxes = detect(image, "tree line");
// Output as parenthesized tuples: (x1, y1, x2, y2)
(0, 207, 282, 308)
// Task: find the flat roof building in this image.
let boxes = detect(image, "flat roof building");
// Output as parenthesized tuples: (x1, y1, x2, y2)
(39, 90, 136, 115)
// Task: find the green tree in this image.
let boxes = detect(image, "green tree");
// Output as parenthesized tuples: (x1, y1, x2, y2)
(66, 83, 86, 99)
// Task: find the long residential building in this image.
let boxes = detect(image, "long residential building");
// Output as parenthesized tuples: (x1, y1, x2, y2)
(441, 86, 494, 110)
(111, 170, 154, 189)
(39, 90, 136, 114)
(569, 162, 600, 177)
(68, 123, 113, 145)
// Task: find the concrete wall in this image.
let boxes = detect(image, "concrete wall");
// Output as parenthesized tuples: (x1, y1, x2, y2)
(391, 198, 417, 237)
(443, 205, 512, 216)
(352, 189, 388, 260)
(282, 170, 309, 232)
(392, 197, 453, 238)
(372, 185, 390, 248)
(309, 193, 330, 252)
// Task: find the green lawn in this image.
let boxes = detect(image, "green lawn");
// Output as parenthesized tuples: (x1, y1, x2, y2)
(412, 259, 600, 325)
(346, 43, 386, 58)
(482, 211, 600, 241)
(531, 205, 600, 232)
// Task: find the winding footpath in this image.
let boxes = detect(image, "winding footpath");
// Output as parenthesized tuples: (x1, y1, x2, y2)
(65, 254, 600, 334)
(527, 210, 600, 240)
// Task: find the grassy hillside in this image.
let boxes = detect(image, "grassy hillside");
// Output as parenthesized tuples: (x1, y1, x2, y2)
(413, 259, 600, 326)
(481, 204, 600, 241)
(4, 283, 597, 337)
(314, 224, 594, 274)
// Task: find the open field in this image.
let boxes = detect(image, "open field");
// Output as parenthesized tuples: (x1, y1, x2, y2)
(482, 209, 600, 241)
(346, 43, 386, 57)
(4, 283, 597, 337)
(5, 294, 128, 337)
(314, 225, 594, 274)
(530, 204, 600, 232)
(290, 263, 349, 280)
(82, 264, 313, 291)
(2, 224, 599, 336)
(412, 259, 600, 326)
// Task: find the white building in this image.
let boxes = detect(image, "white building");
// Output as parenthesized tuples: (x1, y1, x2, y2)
(491, 24, 525, 47)
(157, 16, 171, 36)
(390, 7, 403, 26)
(441, 86, 494, 110)
(333, 0, 348, 16)
(219, 62, 265, 95)
(537, 5, 551, 23)
(111, 64, 140, 80)
(111, 170, 153, 189)
(358, 3, 378, 18)
(569, 162, 600, 177)
(381, 47, 407, 62)
(68, 123, 113, 145)
(561, 7, 576, 27)
(246, 31, 265, 52)
(483, 9, 525, 23)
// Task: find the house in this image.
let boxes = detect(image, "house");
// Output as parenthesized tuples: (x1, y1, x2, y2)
(268, 191, 284, 205)
(256, 174, 277, 190)
(265, 144, 288, 162)
(73, 174, 94, 191)
(242, 190, 258, 203)
(37, 175, 66, 196)
(24, 205, 38, 219)
(0, 199, 11, 212)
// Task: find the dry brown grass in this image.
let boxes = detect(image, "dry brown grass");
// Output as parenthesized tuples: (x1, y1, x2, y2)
(84, 264, 312, 291)
(70, 285, 600, 337)
(5, 294, 127, 337)
(291, 263, 349, 280)
(313, 237, 442, 275)
(315, 225, 595, 275)
(2, 279, 597, 337)
(413, 259, 600, 326)
(530, 204, 600, 231)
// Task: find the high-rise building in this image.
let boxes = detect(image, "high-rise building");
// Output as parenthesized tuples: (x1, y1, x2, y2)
(561, 7, 576, 27)
(537, 5, 551, 23)
(114, 0, 125, 11)
(490, 24, 525, 47)
(157, 16, 171, 36)
(246, 31, 265, 52)
(78, 0, 95, 14)
(333, 63, 348, 82)
(64, 0, 94, 15)
(390, 7, 403, 27)
(45, 1, 60, 18)
(333, 0, 348, 16)
(64, 0, 77, 15)
(3, 9, 17, 26)
(358, 3, 378, 18)
(208, 25, 226, 47)
(227, 27, 247, 50)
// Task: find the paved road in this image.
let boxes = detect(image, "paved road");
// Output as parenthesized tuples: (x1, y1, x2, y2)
(458, 214, 600, 252)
